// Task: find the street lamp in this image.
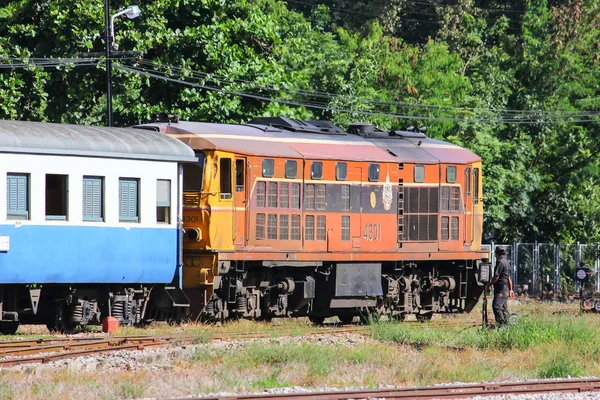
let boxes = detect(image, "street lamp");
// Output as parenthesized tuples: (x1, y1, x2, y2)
(105, 2, 141, 127)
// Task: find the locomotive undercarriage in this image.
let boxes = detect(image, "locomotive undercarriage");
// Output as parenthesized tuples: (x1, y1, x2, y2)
(197, 259, 486, 324)
(0, 284, 189, 334)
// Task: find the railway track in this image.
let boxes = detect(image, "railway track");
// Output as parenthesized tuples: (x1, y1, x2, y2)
(186, 378, 600, 399)
(0, 325, 369, 368)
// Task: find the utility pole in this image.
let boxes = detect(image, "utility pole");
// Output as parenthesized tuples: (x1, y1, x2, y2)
(105, 0, 113, 127)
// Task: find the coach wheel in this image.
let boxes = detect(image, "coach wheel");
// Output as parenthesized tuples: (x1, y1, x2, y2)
(416, 313, 433, 323)
(0, 321, 19, 335)
(309, 316, 325, 325)
(337, 314, 354, 325)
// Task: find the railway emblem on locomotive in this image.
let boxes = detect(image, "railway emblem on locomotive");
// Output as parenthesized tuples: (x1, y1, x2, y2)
(383, 176, 393, 211)
(370, 192, 377, 208)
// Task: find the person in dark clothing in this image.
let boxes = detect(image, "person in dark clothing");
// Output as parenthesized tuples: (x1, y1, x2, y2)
(488, 246, 514, 326)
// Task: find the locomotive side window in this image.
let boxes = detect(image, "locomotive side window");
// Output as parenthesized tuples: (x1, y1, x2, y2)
(305, 184, 315, 210)
(336, 162, 347, 181)
(6, 173, 29, 220)
(451, 216, 459, 240)
(256, 213, 265, 240)
(474, 168, 480, 204)
(341, 215, 350, 241)
(441, 216, 449, 241)
(291, 214, 301, 240)
(291, 183, 301, 209)
(220, 158, 232, 199)
(311, 161, 323, 180)
(262, 159, 274, 178)
(46, 174, 68, 221)
(368, 164, 380, 182)
(305, 215, 315, 240)
(285, 160, 297, 179)
(256, 182, 266, 207)
(268, 182, 278, 207)
(156, 179, 171, 224)
(183, 152, 205, 192)
(446, 166, 456, 183)
(279, 214, 289, 240)
(82, 176, 104, 222)
(414, 165, 425, 183)
(119, 178, 139, 223)
(268, 214, 277, 239)
(341, 185, 350, 211)
(315, 184, 326, 210)
(317, 216, 326, 241)
(279, 183, 289, 208)
(465, 168, 471, 198)
(235, 160, 245, 192)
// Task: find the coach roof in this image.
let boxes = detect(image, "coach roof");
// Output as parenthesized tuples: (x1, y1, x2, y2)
(0, 120, 197, 162)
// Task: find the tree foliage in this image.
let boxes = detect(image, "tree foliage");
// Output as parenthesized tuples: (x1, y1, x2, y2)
(1, 0, 600, 243)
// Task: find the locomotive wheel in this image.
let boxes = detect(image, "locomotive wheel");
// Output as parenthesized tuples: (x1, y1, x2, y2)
(416, 313, 433, 323)
(0, 321, 19, 335)
(308, 316, 325, 325)
(337, 314, 355, 325)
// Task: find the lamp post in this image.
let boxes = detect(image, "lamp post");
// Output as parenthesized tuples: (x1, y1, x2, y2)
(105, 2, 141, 127)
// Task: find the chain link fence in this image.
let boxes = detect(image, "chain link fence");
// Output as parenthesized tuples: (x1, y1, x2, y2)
(486, 242, 600, 300)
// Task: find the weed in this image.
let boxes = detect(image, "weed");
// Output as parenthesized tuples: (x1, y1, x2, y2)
(537, 353, 583, 378)
(120, 381, 145, 399)
(250, 369, 288, 389)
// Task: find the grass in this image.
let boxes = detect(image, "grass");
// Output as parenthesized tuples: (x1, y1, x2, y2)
(0, 302, 598, 399)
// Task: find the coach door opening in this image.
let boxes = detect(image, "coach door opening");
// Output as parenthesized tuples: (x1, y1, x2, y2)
(234, 157, 248, 248)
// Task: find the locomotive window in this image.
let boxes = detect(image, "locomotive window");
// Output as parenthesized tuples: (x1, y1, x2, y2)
(256, 182, 266, 207)
(262, 159, 274, 178)
(7, 173, 30, 220)
(279, 214, 289, 240)
(305, 215, 315, 241)
(341, 185, 350, 211)
(268, 182, 278, 207)
(119, 178, 139, 223)
(280, 183, 289, 208)
(465, 168, 471, 198)
(474, 168, 480, 205)
(235, 159, 245, 192)
(268, 214, 277, 240)
(446, 166, 456, 183)
(451, 216, 459, 240)
(83, 176, 104, 222)
(311, 162, 323, 180)
(305, 184, 315, 210)
(317, 216, 326, 241)
(315, 184, 326, 210)
(368, 164, 380, 182)
(414, 165, 424, 183)
(336, 162, 347, 181)
(183, 152, 206, 192)
(441, 216, 449, 241)
(220, 158, 232, 199)
(285, 160, 297, 179)
(256, 213, 265, 240)
(156, 179, 171, 224)
(46, 174, 68, 221)
(341, 215, 350, 241)
(291, 183, 301, 209)
(291, 214, 301, 240)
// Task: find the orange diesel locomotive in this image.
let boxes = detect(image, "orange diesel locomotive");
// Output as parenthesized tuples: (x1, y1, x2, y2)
(139, 117, 489, 323)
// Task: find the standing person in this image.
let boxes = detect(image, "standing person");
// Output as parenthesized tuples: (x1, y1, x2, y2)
(488, 246, 515, 326)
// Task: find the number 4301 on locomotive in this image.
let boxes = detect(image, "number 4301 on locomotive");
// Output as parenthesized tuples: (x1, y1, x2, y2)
(140, 117, 491, 323)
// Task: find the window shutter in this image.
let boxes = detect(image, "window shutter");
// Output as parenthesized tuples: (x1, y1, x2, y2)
(156, 180, 170, 206)
(92, 178, 101, 218)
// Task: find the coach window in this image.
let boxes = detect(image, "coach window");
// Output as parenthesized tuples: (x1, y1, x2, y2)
(368, 164, 380, 182)
(119, 178, 139, 223)
(183, 152, 206, 192)
(46, 174, 68, 221)
(220, 158, 232, 199)
(7, 173, 29, 220)
(262, 159, 274, 178)
(414, 165, 425, 183)
(235, 160, 245, 192)
(156, 179, 171, 224)
(473, 168, 480, 204)
(446, 166, 456, 183)
(82, 176, 104, 222)
(285, 160, 297, 179)
(336, 162, 347, 181)
(311, 161, 323, 180)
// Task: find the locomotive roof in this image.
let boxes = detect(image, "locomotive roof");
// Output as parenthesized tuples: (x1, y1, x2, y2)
(0, 120, 197, 162)
(136, 121, 481, 164)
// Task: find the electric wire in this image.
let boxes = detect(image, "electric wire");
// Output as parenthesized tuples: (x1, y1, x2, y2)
(114, 63, 599, 125)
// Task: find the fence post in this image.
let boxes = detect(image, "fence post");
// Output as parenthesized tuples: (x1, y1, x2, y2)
(533, 241, 539, 297)
(597, 243, 600, 292)
(575, 241, 581, 292)
(554, 244, 561, 301)
(513, 242, 518, 288)
(491, 240, 495, 270)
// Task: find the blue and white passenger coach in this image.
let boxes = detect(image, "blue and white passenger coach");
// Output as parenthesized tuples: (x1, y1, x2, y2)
(0, 120, 196, 334)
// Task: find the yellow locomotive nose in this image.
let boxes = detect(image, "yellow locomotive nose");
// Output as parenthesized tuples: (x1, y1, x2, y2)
(185, 228, 202, 242)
